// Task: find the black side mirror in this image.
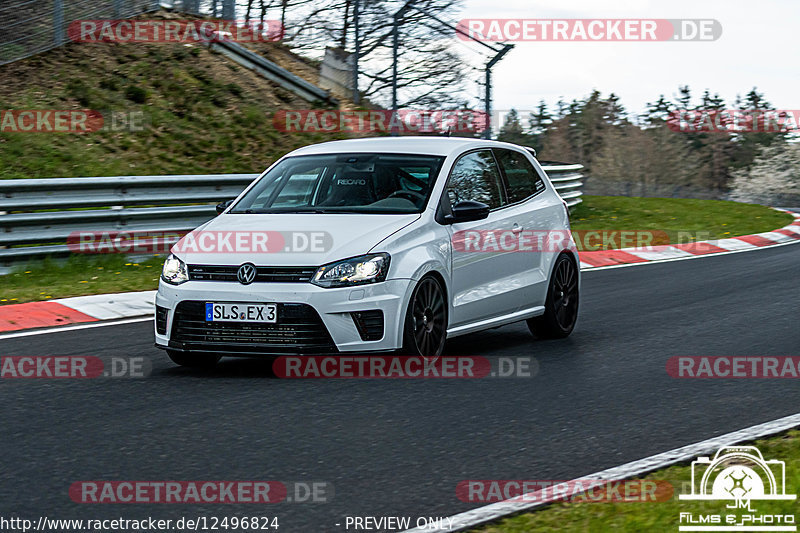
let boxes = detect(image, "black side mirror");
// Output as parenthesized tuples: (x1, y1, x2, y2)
(444, 200, 490, 224)
(216, 199, 234, 215)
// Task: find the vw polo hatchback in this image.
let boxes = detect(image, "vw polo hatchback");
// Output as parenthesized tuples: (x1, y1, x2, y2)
(155, 137, 580, 367)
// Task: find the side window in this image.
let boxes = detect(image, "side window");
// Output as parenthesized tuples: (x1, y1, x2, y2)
(494, 148, 545, 203)
(446, 150, 505, 209)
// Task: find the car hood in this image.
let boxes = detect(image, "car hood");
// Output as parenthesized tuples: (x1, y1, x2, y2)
(171, 213, 421, 266)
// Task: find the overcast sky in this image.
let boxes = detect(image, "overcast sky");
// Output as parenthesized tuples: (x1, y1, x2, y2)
(458, 0, 799, 118)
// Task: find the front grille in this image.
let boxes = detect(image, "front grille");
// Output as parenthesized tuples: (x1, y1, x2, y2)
(351, 310, 384, 341)
(170, 301, 337, 354)
(188, 264, 318, 283)
(155, 305, 169, 335)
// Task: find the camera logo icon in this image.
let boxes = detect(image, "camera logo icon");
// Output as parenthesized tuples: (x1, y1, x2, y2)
(680, 446, 795, 506)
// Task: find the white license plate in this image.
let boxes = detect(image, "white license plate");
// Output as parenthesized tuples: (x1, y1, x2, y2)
(205, 302, 277, 323)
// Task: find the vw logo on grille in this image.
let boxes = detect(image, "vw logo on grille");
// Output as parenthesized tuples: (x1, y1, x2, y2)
(237, 263, 257, 285)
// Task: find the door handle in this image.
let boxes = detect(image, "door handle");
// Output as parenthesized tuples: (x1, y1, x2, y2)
(512, 224, 523, 234)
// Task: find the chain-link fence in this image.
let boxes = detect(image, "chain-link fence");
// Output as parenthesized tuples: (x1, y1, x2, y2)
(161, 0, 235, 18)
(0, 0, 244, 67)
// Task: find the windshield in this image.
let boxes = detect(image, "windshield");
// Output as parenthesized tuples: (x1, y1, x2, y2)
(230, 153, 445, 214)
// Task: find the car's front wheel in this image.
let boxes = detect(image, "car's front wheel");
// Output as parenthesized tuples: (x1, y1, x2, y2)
(527, 254, 579, 339)
(402, 275, 447, 360)
(166, 350, 221, 368)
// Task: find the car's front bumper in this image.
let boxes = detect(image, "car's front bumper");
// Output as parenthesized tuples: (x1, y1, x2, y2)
(154, 279, 413, 355)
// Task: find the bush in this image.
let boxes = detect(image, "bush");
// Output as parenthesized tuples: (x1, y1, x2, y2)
(125, 85, 148, 104)
(66, 80, 91, 106)
(226, 83, 243, 97)
(99, 78, 119, 91)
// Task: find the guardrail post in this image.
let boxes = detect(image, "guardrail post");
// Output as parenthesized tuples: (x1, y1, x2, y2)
(222, 0, 235, 20)
(53, 0, 65, 46)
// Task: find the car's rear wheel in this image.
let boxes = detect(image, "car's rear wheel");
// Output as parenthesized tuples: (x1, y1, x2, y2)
(527, 254, 579, 339)
(402, 276, 447, 360)
(166, 350, 221, 368)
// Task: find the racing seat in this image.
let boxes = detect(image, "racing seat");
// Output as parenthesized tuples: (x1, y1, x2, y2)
(318, 171, 377, 206)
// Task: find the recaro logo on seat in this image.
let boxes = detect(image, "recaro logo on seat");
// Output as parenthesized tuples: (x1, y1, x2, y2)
(337, 179, 366, 185)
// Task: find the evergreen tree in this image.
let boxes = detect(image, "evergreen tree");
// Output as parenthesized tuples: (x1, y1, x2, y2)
(496, 109, 531, 145)
(526, 100, 551, 154)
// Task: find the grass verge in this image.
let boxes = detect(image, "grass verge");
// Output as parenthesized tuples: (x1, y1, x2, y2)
(470, 430, 800, 533)
(0, 255, 163, 304)
(569, 196, 792, 241)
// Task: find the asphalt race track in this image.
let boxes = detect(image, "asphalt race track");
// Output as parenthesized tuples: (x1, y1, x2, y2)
(2, 241, 799, 532)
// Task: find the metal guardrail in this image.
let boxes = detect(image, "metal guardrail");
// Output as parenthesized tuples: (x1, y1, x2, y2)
(542, 164, 586, 208)
(0, 164, 585, 264)
(0, 174, 256, 264)
(209, 38, 338, 105)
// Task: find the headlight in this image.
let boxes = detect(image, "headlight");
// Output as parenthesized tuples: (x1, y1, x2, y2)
(161, 254, 189, 285)
(311, 253, 390, 288)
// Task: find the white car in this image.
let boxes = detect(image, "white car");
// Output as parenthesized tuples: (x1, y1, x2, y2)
(155, 137, 579, 367)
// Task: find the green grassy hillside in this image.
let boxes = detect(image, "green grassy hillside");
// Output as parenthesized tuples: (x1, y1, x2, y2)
(0, 11, 348, 178)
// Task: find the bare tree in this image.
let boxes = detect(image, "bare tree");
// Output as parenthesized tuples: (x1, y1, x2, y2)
(267, 0, 469, 108)
(730, 143, 800, 205)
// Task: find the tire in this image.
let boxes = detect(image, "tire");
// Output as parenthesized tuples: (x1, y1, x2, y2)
(166, 349, 221, 368)
(402, 275, 448, 360)
(527, 254, 579, 339)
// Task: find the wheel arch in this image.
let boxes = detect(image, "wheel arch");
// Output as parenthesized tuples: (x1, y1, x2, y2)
(549, 249, 581, 289)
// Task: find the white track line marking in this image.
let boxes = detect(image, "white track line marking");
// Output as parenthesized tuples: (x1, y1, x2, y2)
(401, 412, 800, 533)
(51, 290, 156, 320)
(624, 246, 695, 261)
(0, 316, 153, 340)
(758, 231, 795, 242)
(707, 238, 759, 251)
(582, 238, 800, 272)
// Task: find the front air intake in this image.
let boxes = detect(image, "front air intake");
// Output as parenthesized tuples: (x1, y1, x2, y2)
(351, 310, 384, 341)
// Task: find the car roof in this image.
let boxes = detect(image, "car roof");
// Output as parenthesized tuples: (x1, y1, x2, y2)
(286, 136, 535, 158)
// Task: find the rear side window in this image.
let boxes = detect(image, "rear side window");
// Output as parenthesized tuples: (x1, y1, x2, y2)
(493, 148, 545, 203)
(446, 150, 505, 209)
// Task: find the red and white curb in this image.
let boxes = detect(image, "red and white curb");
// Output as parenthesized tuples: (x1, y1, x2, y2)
(579, 209, 800, 270)
(0, 291, 155, 333)
(0, 210, 798, 333)
(401, 412, 800, 533)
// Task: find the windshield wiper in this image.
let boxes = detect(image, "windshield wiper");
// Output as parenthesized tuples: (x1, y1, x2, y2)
(237, 208, 328, 214)
(235, 207, 412, 214)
